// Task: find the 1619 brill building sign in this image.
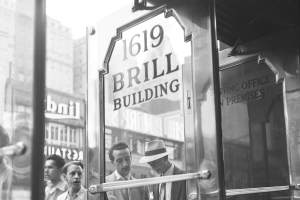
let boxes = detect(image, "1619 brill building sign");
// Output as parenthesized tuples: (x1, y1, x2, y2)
(103, 7, 190, 141)
(104, 7, 190, 112)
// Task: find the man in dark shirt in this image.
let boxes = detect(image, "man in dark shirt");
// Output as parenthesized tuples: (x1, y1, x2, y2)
(140, 140, 186, 200)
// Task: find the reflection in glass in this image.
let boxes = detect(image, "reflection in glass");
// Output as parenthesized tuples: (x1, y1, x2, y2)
(0, 125, 12, 199)
(44, 1, 89, 200)
(0, 0, 34, 199)
(220, 59, 290, 200)
(226, 190, 290, 200)
(104, 11, 190, 178)
(288, 90, 300, 198)
(103, 10, 192, 200)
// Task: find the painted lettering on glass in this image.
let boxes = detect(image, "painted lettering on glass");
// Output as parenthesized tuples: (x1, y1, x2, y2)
(122, 24, 164, 60)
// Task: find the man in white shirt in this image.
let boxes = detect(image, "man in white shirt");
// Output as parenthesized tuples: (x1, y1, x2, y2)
(57, 161, 87, 200)
(106, 142, 149, 200)
(44, 154, 67, 200)
(139, 140, 186, 200)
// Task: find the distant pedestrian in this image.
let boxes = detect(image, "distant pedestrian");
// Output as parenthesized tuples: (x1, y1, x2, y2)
(57, 161, 86, 200)
(44, 154, 67, 200)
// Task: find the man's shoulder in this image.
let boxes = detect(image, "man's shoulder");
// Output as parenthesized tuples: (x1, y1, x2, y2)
(57, 180, 67, 191)
(173, 165, 185, 175)
(105, 172, 116, 182)
(56, 190, 68, 200)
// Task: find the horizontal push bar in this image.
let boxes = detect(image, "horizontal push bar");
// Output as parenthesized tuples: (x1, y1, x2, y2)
(89, 170, 211, 194)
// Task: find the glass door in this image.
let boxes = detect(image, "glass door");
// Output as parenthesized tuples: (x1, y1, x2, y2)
(0, 0, 45, 199)
(219, 55, 291, 200)
(88, 1, 223, 200)
(102, 6, 194, 199)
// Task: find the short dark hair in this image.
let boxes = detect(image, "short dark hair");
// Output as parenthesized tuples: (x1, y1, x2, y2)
(109, 142, 130, 162)
(46, 154, 65, 169)
(62, 161, 83, 174)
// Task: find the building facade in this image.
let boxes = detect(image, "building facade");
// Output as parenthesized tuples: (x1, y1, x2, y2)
(46, 17, 74, 94)
(44, 90, 86, 161)
(73, 37, 87, 96)
(0, 1, 299, 200)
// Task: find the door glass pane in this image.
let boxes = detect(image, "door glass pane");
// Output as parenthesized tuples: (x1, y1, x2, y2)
(103, 9, 191, 199)
(220, 58, 290, 199)
(0, 0, 34, 199)
(44, 1, 88, 199)
(287, 79, 300, 199)
(228, 190, 290, 200)
(44, 1, 145, 200)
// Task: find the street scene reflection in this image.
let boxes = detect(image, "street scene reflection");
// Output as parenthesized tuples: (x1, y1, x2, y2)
(103, 10, 191, 200)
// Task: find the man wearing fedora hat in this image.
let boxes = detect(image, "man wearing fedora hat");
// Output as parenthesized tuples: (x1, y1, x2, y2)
(106, 142, 149, 200)
(140, 140, 186, 200)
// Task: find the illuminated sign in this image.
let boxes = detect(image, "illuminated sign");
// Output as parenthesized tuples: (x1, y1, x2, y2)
(45, 95, 80, 119)
(44, 145, 83, 161)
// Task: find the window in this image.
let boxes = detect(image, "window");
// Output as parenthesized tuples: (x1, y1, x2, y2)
(64, 127, 68, 141)
(60, 128, 63, 141)
(102, 9, 195, 192)
(69, 128, 73, 143)
(79, 129, 83, 147)
(220, 58, 289, 195)
(0, 0, 37, 198)
(51, 126, 54, 139)
(45, 127, 49, 139)
(55, 127, 58, 140)
(73, 129, 76, 143)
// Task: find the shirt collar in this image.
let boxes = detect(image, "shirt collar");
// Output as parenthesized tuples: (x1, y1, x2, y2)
(46, 180, 66, 194)
(163, 163, 174, 176)
(114, 170, 131, 181)
(56, 180, 67, 191)
(67, 186, 86, 198)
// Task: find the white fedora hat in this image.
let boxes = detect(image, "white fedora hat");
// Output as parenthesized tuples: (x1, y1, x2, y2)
(139, 140, 171, 164)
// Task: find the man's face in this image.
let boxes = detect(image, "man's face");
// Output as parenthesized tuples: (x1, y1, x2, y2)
(44, 160, 61, 183)
(112, 148, 131, 177)
(64, 164, 83, 191)
(148, 157, 166, 174)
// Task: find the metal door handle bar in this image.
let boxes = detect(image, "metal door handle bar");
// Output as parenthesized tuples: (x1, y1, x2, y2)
(89, 170, 211, 194)
(292, 184, 300, 190)
(226, 185, 290, 196)
(0, 142, 27, 157)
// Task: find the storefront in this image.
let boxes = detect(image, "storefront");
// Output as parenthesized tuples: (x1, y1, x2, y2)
(44, 91, 86, 162)
(4, 81, 86, 160)
(87, 1, 299, 200)
(0, 0, 299, 200)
